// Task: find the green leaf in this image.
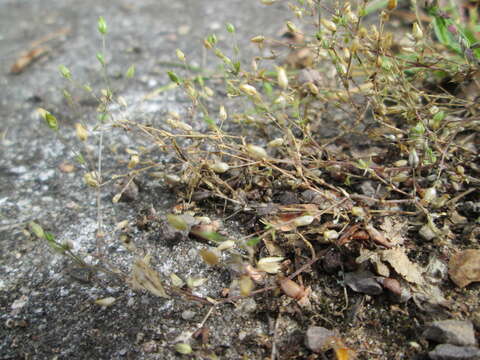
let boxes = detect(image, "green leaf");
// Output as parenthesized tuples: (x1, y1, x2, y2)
(195, 75, 205, 87)
(96, 53, 105, 66)
(263, 82, 273, 97)
(126, 64, 135, 78)
(194, 231, 226, 243)
(246, 236, 261, 247)
(75, 153, 86, 164)
(203, 115, 215, 127)
(44, 232, 55, 242)
(98, 16, 107, 35)
(232, 61, 241, 75)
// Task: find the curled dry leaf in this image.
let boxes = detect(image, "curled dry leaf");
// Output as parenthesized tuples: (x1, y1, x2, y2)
(381, 247, 425, 285)
(10, 47, 49, 74)
(366, 224, 395, 247)
(448, 249, 480, 288)
(128, 255, 169, 298)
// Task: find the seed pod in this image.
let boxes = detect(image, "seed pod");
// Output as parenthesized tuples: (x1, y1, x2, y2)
(128, 155, 140, 169)
(323, 230, 339, 241)
(210, 161, 230, 173)
(250, 35, 265, 44)
(321, 19, 337, 33)
(94, 297, 116, 306)
(257, 257, 284, 274)
(387, 0, 397, 10)
(75, 123, 88, 141)
(412, 23, 423, 41)
(279, 277, 305, 300)
(286, 21, 298, 33)
(276, 66, 288, 90)
(293, 215, 314, 227)
(422, 187, 437, 203)
(84, 171, 100, 187)
(175, 49, 185, 62)
(239, 275, 255, 296)
(29, 222, 45, 239)
(268, 138, 284, 147)
(219, 105, 227, 121)
(239, 84, 258, 96)
(408, 148, 419, 168)
(175, 343, 192, 355)
(217, 240, 235, 251)
(164, 174, 181, 185)
(307, 82, 319, 94)
(246, 144, 268, 159)
(199, 248, 220, 265)
(351, 206, 366, 218)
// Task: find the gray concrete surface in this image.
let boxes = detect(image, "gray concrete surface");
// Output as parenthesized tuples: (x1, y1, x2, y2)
(0, 1, 292, 359)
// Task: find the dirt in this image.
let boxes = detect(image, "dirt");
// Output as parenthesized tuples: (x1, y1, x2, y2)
(1, 1, 479, 360)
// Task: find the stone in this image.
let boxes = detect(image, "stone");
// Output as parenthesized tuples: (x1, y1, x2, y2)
(344, 271, 383, 295)
(428, 344, 480, 360)
(304, 326, 336, 354)
(423, 320, 477, 347)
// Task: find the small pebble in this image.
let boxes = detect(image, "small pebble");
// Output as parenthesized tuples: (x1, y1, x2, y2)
(428, 344, 480, 360)
(181, 310, 196, 320)
(423, 320, 477, 347)
(305, 326, 336, 354)
(344, 271, 383, 295)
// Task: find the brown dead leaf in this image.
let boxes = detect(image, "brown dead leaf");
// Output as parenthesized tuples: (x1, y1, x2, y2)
(379, 217, 407, 246)
(448, 249, 480, 288)
(366, 224, 395, 247)
(129, 255, 169, 298)
(11, 47, 49, 74)
(381, 247, 425, 285)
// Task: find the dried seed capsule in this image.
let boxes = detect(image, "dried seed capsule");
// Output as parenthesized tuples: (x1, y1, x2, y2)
(279, 277, 305, 300)
(75, 123, 88, 141)
(276, 66, 288, 90)
(293, 215, 314, 227)
(239, 84, 258, 96)
(210, 161, 230, 173)
(321, 19, 337, 33)
(246, 144, 268, 159)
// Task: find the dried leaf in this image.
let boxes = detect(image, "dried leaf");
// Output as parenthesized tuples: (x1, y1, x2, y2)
(356, 248, 390, 277)
(381, 248, 425, 285)
(366, 224, 395, 247)
(129, 255, 169, 298)
(10, 47, 48, 74)
(379, 217, 407, 246)
(448, 249, 480, 288)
